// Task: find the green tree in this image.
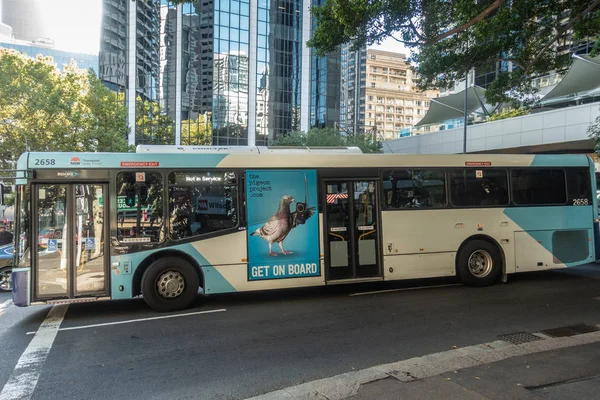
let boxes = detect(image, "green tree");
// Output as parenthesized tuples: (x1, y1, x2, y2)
(273, 127, 382, 153)
(308, 0, 600, 106)
(588, 106, 600, 157)
(0, 48, 129, 169)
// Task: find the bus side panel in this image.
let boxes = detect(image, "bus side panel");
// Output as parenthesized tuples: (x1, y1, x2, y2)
(504, 206, 595, 270)
(594, 222, 600, 261)
(381, 208, 517, 280)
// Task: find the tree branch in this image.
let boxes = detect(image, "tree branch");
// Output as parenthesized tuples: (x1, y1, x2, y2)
(429, 0, 508, 44)
(499, 58, 525, 70)
(524, 0, 600, 75)
(409, 19, 425, 41)
(389, 35, 421, 47)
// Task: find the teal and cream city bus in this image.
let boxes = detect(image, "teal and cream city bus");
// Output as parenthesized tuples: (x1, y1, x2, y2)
(9, 146, 598, 311)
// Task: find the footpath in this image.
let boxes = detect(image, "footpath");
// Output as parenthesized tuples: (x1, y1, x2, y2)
(248, 324, 600, 400)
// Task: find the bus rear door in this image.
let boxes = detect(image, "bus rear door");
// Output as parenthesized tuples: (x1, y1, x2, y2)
(323, 180, 382, 281)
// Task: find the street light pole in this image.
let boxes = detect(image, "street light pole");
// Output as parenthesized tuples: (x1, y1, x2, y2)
(463, 70, 468, 154)
(0, 120, 29, 152)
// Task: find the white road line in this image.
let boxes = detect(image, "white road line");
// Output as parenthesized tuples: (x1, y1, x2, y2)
(0, 305, 68, 400)
(0, 299, 11, 316)
(349, 283, 462, 297)
(25, 308, 226, 335)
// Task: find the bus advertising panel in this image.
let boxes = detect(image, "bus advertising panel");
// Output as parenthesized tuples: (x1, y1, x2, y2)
(246, 170, 320, 281)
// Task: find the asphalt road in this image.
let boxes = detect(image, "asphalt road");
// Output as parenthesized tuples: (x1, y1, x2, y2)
(1, 264, 600, 400)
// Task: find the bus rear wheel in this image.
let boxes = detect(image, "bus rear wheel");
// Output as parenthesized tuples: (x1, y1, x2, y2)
(457, 240, 502, 287)
(141, 257, 199, 312)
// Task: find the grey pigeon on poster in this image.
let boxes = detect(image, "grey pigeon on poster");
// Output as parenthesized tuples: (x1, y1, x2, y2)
(251, 194, 314, 256)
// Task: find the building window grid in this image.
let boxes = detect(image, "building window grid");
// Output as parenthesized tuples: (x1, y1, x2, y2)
(213, 0, 250, 145)
(255, 0, 302, 144)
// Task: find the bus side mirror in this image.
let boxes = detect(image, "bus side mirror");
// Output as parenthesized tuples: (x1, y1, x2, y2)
(0, 184, 4, 206)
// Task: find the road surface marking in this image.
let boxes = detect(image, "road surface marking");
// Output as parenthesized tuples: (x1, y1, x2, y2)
(349, 283, 461, 296)
(25, 308, 226, 335)
(0, 305, 68, 400)
(0, 299, 11, 316)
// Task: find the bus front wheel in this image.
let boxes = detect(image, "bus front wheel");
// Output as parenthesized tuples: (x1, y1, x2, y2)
(0, 266, 12, 292)
(141, 257, 200, 312)
(457, 240, 502, 287)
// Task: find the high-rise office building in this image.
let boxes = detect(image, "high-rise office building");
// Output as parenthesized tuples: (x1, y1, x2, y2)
(363, 50, 438, 140)
(309, 0, 340, 129)
(339, 48, 438, 139)
(100, 0, 330, 146)
(339, 45, 367, 134)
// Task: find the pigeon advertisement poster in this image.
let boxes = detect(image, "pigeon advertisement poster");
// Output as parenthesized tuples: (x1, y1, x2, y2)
(246, 170, 320, 281)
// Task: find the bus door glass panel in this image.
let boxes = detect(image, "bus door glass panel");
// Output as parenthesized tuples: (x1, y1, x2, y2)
(36, 185, 68, 297)
(326, 182, 352, 280)
(354, 181, 379, 277)
(74, 184, 106, 295)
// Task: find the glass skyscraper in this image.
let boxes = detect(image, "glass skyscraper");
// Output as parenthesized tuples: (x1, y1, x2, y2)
(99, 0, 336, 146)
(310, 0, 340, 129)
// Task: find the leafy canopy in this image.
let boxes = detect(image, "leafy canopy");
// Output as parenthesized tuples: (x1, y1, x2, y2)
(273, 127, 382, 153)
(0, 48, 129, 169)
(308, 0, 600, 105)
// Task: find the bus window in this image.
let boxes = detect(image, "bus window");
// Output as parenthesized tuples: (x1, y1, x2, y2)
(450, 169, 508, 207)
(168, 171, 238, 239)
(383, 169, 446, 209)
(566, 168, 592, 206)
(116, 172, 164, 243)
(511, 169, 566, 205)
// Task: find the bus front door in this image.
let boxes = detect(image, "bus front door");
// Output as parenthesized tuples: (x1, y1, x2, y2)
(324, 180, 381, 281)
(33, 183, 108, 301)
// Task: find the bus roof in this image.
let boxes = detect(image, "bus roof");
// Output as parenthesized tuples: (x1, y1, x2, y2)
(135, 145, 364, 154)
(16, 151, 592, 175)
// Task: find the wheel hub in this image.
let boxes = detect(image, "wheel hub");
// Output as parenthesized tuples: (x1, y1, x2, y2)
(0, 269, 11, 291)
(156, 270, 185, 299)
(468, 250, 493, 278)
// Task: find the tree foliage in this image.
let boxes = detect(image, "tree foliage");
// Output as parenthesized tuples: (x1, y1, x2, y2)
(309, 0, 600, 105)
(588, 106, 600, 157)
(273, 127, 382, 153)
(0, 48, 129, 169)
(488, 108, 530, 121)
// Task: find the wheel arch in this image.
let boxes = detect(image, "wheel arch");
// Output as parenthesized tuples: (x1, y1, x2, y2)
(132, 249, 205, 297)
(456, 234, 506, 277)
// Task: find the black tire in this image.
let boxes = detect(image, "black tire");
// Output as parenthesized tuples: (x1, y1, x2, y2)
(0, 266, 12, 293)
(456, 240, 502, 287)
(141, 257, 200, 312)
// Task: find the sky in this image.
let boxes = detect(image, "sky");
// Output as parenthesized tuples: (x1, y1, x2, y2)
(39, 0, 102, 54)
(9, 1, 407, 58)
(370, 36, 410, 57)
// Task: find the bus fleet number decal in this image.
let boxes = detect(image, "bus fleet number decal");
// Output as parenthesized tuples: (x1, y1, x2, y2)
(34, 158, 56, 166)
(572, 199, 589, 206)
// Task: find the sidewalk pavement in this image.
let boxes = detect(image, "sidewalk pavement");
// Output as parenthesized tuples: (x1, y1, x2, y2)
(248, 325, 600, 400)
(350, 341, 600, 399)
